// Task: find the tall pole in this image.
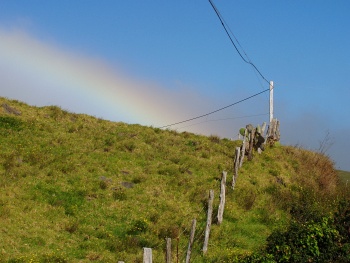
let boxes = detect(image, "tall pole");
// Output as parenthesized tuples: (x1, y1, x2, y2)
(269, 80, 274, 123)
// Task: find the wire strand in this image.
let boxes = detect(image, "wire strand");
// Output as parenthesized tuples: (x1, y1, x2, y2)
(176, 113, 269, 130)
(208, 0, 270, 84)
(159, 88, 269, 129)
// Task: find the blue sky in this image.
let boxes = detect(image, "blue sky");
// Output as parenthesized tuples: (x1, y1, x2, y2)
(0, 1, 349, 171)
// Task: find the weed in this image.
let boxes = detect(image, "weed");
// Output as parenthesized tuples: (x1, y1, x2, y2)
(127, 219, 149, 235)
(0, 200, 10, 218)
(99, 180, 108, 190)
(132, 174, 146, 184)
(3, 152, 22, 174)
(186, 140, 198, 148)
(157, 163, 179, 176)
(209, 134, 221, 143)
(0, 116, 23, 131)
(48, 105, 68, 120)
(64, 220, 79, 233)
(236, 187, 257, 211)
(120, 140, 136, 152)
(269, 169, 280, 177)
(201, 151, 210, 159)
(153, 127, 161, 133)
(158, 225, 180, 239)
(112, 188, 127, 201)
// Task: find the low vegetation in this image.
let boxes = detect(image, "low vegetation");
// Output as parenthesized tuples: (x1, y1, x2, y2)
(0, 97, 349, 262)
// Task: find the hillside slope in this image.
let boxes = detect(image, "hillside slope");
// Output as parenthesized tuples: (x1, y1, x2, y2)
(0, 97, 343, 262)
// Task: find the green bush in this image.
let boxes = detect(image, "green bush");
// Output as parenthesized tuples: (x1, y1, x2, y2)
(334, 199, 350, 241)
(241, 204, 350, 263)
(264, 217, 341, 262)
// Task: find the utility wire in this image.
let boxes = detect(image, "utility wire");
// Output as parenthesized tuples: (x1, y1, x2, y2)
(159, 88, 269, 129)
(176, 113, 269, 130)
(214, 3, 252, 64)
(208, 0, 270, 84)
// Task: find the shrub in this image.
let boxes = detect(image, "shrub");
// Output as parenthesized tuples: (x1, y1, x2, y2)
(241, 203, 350, 263)
(264, 217, 340, 262)
(334, 198, 350, 241)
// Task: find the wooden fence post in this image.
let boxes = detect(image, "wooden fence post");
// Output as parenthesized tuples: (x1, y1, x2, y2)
(217, 171, 227, 225)
(233, 147, 240, 189)
(269, 119, 275, 138)
(276, 120, 280, 141)
(247, 128, 255, 161)
(267, 118, 280, 144)
(261, 122, 267, 134)
(166, 238, 172, 263)
(267, 121, 271, 139)
(143, 247, 152, 263)
(239, 129, 247, 168)
(203, 190, 214, 254)
(271, 119, 277, 138)
(176, 237, 179, 263)
(185, 219, 197, 263)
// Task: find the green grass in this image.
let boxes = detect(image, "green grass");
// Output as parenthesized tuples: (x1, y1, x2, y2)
(0, 97, 346, 262)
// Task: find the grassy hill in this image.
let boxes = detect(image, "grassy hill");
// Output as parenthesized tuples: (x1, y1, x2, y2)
(0, 97, 347, 262)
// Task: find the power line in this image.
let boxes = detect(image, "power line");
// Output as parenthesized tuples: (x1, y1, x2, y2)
(176, 113, 269, 130)
(212, 2, 251, 64)
(159, 88, 269, 129)
(208, 0, 270, 84)
(210, 0, 270, 102)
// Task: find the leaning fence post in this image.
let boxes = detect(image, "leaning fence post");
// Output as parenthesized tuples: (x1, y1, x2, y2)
(203, 190, 214, 254)
(166, 238, 172, 263)
(185, 219, 197, 263)
(233, 147, 240, 189)
(217, 171, 227, 225)
(143, 247, 152, 263)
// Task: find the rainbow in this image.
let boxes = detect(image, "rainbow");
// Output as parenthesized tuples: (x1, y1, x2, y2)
(0, 28, 193, 127)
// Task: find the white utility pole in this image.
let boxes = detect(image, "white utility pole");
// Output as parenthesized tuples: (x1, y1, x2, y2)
(269, 80, 274, 123)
